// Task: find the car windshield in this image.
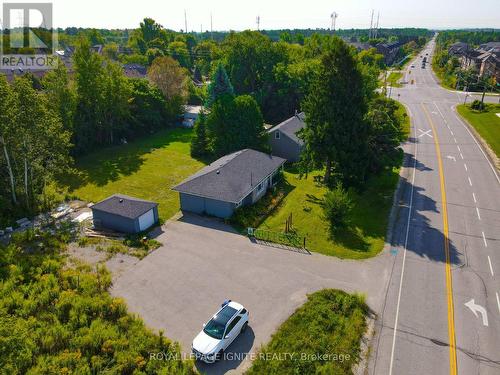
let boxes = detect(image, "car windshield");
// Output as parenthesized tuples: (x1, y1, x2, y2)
(203, 305, 237, 340)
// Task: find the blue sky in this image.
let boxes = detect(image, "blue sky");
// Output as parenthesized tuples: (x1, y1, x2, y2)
(2, 0, 500, 30)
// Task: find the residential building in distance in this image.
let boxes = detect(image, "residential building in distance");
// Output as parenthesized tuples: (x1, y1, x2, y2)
(455, 41, 500, 83)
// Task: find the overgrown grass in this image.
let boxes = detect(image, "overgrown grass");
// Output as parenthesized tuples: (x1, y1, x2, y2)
(0, 229, 195, 374)
(259, 167, 400, 259)
(61, 128, 205, 221)
(247, 289, 369, 375)
(457, 104, 500, 158)
(387, 72, 403, 88)
(77, 235, 161, 260)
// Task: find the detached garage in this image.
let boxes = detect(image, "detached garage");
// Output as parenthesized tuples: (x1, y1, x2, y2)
(91, 194, 159, 234)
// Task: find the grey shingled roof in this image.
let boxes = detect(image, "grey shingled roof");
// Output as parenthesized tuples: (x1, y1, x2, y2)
(91, 194, 158, 219)
(268, 113, 306, 145)
(172, 149, 286, 203)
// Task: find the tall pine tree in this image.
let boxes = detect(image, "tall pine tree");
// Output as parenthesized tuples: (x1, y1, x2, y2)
(206, 63, 234, 107)
(301, 37, 369, 188)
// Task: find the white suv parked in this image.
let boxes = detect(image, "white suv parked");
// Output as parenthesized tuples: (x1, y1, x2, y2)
(192, 300, 249, 363)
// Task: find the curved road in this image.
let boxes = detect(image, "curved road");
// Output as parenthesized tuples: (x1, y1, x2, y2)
(371, 38, 500, 375)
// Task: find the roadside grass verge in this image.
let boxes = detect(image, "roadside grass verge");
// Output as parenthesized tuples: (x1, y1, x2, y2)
(258, 166, 400, 259)
(457, 104, 500, 158)
(387, 72, 403, 87)
(246, 289, 369, 375)
(60, 128, 205, 221)
(395, 101, 411, 137)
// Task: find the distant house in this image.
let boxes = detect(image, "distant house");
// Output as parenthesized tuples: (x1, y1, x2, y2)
(268, 112, 306, 162)
(448, 42, 469, 56)
(172, 149, 286, 219)
(91, 194, 159, 234)
(376, 41, 402, 65)
(182, 105, 203, 128)
(123, 64, 147, 78)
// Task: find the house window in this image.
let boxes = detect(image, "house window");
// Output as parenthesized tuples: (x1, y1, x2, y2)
(275, 131, 280, 139)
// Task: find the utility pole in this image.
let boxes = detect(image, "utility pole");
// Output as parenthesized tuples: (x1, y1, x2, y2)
(256, 15, 260, 31)
(330, 12, 338, 35)
(369, 9, 374, 39)
(184, 10, 188, 34)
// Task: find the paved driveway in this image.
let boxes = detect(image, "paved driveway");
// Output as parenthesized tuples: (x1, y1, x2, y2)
(111, 214, 391, 374)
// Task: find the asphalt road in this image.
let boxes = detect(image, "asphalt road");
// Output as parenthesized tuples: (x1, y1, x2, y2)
(371, 38, 500, 375)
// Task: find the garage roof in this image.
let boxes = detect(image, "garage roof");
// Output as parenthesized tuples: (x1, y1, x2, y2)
(172, 149, 286, 203)
(91, 194, 158, 219)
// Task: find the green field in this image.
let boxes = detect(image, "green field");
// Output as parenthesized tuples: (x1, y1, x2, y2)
(258, 166, 400, 259)
(62, 128, 205, 221)
(247, 289, 368, 375)
(457, 104, 500, 158)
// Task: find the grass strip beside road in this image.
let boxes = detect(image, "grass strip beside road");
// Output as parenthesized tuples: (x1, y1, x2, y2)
(457, 104, 500, 159)
(246, 289, 368, 375)
(387, 72, 403, 88)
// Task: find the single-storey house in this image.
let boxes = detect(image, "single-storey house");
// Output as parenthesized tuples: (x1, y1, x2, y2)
(172, 149, 286, 219)
(268, 112, 306, 162)
(91, 194, 159, 234)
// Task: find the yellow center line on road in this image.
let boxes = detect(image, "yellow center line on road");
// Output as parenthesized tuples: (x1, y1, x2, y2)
(421, 103, 458, 375)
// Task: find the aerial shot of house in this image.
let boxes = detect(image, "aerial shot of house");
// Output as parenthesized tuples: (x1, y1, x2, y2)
(172, 149, 285, 218)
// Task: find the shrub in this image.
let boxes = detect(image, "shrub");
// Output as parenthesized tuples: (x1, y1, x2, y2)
(323, 185, 352, 233)
(470, 99, 485, 111)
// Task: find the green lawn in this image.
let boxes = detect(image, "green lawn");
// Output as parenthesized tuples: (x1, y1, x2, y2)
(62, 128, 205, 221)
(247, 289, 368, 375)
(259, 167, 400, 259)
(387, 72, 403, 88)
(457, 104, 500, 158)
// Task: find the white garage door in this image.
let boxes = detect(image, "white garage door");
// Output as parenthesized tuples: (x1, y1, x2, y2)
(138, 209, 155, 231)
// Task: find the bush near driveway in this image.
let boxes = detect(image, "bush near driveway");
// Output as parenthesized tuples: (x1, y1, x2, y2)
(246, 289, 369, 375)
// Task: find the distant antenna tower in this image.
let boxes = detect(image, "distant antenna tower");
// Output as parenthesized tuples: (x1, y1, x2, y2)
(369, 9, 374, 39)
(330, 12, 338, 35)
(211, 13, 213, 39)
(184, 10, 188, 34)
(375, 12, 380, 38)
(256, 15, 260, 31)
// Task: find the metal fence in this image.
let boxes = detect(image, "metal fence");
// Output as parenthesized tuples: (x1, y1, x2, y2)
(248, 228, 306, 249)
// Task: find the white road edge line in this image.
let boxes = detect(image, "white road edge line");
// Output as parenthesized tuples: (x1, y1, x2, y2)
(488, 256, 494, 277)
(389, 111, 418, 375)
(496, 293, 500, 315)
(476, 207, 481, 221)
(468, 177, 473, 186)
(453, 111, 500, 185)
(482, 231, 488, 247)
(472, 192, 477, 203)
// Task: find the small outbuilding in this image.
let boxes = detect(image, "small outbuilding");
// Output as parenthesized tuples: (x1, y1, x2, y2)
(172, 149, 286, 219)
(91, 194, 159, 234)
